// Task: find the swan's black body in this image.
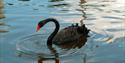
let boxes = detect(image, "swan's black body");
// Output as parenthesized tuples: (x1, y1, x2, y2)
(37, 18, 90, 46)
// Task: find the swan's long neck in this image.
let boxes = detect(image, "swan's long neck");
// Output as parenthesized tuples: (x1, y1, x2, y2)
(46, 19, 60, 47)
(39, 18, 60, 47)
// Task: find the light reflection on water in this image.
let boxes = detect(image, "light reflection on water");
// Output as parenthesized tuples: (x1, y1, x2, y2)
(0, 0, 125, 63)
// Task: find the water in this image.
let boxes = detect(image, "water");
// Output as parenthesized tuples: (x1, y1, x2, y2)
(0, 0, 125, 63)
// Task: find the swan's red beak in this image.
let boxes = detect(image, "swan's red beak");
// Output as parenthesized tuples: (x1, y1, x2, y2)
(36, 24, 41, 32)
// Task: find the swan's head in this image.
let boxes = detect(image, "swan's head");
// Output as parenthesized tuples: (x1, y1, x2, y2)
(36, 18, 59, 32)
(36, 20, 46, 32)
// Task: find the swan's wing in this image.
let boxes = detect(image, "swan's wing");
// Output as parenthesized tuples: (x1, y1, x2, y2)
(52, 27, 82, 45)
(56, 35, 87, 49)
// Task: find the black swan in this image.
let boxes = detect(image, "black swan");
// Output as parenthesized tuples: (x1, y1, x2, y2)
(36, 18, 90, 63)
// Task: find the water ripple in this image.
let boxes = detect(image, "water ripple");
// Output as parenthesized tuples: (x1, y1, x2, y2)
(102, 16, 125, 20)
(106, 29, 125, 32)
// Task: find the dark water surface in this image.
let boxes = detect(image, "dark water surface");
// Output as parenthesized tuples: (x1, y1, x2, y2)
(0, 0, 125, 63)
